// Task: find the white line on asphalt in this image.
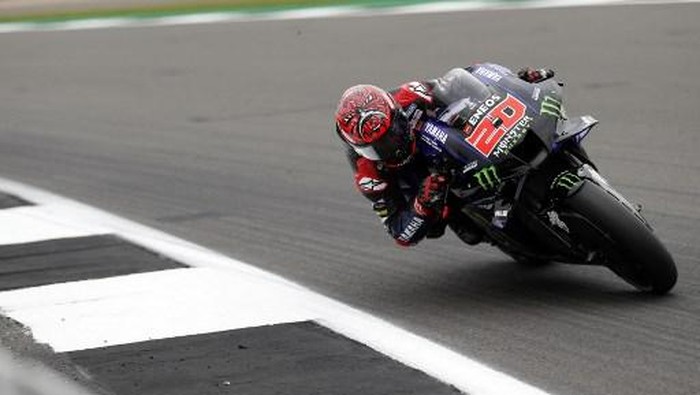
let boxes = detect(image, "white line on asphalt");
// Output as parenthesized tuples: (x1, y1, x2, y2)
(0, 0, 698, 34)
(0, 175, 555, 395)
(0, 268, 313, 352)
(0, 205, 105, 245)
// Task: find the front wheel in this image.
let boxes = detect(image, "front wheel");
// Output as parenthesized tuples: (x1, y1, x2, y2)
(561, 181, 677, 294)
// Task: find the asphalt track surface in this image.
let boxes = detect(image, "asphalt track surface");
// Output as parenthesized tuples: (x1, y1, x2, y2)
(1, 3, 699, 395)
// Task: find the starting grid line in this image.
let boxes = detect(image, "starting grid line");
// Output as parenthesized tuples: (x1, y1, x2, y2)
(0, 176, 554, 395)
(0, 0, 697, 34)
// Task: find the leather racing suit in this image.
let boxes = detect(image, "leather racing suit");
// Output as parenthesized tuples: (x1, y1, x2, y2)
(342, 64, 552, 246)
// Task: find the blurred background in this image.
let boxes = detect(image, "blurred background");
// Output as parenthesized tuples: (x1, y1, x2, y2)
(1, 0, 698, 395)
(0, 0, 465, 22)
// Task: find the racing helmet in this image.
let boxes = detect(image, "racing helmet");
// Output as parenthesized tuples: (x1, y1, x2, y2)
(335, 84, 415, 167)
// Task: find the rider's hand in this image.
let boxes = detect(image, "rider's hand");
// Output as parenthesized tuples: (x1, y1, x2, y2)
(414, 173, 449, 219)
(517, 67, 555, 83)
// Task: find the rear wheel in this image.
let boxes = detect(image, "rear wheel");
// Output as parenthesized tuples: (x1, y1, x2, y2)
(561, 181, 677, 294)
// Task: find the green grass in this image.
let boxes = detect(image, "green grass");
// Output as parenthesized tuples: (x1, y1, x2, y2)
(0, 0, 479, 24)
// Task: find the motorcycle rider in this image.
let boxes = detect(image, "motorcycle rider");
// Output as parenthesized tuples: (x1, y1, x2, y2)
(335, 64, 554, 246)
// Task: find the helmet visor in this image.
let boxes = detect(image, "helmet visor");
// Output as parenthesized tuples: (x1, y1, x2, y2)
(349, 111, 414, 166)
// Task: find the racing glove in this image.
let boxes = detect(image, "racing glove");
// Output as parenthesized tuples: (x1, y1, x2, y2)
(414, 173, 449, 220)
(517, 67, 555, 83)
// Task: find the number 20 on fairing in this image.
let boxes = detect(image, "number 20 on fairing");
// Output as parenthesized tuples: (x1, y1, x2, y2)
(466, 94, 527, 157)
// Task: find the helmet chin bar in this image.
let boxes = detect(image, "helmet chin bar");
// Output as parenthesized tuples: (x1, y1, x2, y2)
(350, 127, 416, 167)
(352, 144, 382, 161)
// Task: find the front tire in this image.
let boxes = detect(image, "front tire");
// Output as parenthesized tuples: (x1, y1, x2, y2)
(561, 181, 677, 294)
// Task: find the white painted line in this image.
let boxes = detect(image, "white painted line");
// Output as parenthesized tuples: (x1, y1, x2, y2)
(0, 176, 552, 395)
(0, 268, 313, 352)
(0, 205, 105, 245)
(0, 0, 698, 34)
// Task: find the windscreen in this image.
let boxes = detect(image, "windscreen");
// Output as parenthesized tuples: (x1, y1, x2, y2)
(432, 68, 492, 105)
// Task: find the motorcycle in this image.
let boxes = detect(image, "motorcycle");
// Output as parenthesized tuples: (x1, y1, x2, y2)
(418, 64, 677, 294)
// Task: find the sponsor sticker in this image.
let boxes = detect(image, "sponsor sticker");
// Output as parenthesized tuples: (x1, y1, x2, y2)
(490, 115, 533, 159)
(423, 122, 449, 144)
(550, 171, 581, 191)
(540, 95, 563, 119)
(474, 67, 503, 82)
(462, 160, 479, 174)
(473, 165, 501, 190)
(358, 177, 387, 192)
(420, 121, 449, 153)
(467, 94, 502, 127)
(398, 216, 425, 243)
(466, 94, 528, 157)
(407, 81, 432, 102)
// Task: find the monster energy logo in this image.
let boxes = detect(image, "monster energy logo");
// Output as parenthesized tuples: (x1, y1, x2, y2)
(473, 165, 501, 190)
(540, 96, 563, 119)
(552, 171, 581, 191)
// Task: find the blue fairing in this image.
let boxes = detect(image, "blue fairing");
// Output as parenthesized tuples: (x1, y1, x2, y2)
(417, 119, 491, 185)
(551, 115, 599, 152)
(469, 64, 542, 112)
(418, 119, 486, 165)
(417, 64, 597, 187)
(478, 64, 571, 146)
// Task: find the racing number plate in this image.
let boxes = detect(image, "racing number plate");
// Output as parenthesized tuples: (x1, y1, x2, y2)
(464, 94, 527, 157)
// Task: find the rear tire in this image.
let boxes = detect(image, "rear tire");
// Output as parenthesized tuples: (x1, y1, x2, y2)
(562, 181, 677, 294)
